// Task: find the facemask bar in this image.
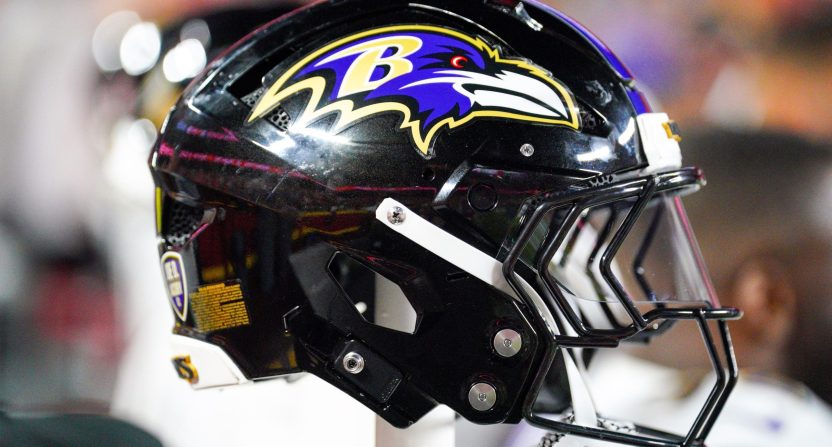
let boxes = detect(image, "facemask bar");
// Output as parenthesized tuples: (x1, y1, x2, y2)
(521, 311, 738, 446)
(548, 192, 682, 341)
(502, 168, 739, 345)
(626, 204, 678, 341)
(559, 205, 677, 341)
(501, 169, 741, 446)
(552, 200, 670, 338)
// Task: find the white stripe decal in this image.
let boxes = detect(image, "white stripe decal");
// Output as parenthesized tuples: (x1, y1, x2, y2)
(637, 112, 682, 174)
(375, 198, 516, 298)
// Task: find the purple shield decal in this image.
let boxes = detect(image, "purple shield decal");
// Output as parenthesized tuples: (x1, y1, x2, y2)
(161, 251, 188, 321)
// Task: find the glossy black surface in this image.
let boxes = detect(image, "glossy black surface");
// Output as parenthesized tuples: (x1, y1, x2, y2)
(150, 1, 738, 444)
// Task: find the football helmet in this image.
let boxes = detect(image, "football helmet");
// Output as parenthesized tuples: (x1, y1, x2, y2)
(150, 1, 740, 445)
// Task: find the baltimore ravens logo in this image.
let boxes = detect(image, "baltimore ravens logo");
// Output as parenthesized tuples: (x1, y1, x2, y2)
(247, 25, 580, 156)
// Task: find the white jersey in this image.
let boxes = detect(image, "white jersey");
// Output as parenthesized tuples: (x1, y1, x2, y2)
(506, 351, 832, 447)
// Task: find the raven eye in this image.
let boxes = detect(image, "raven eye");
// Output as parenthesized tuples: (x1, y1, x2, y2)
(450, 55, 468, 69)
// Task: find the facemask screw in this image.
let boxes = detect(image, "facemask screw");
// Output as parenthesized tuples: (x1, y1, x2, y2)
(520, 143, 535, 157)
(342, 352, 365, 374)
(387, 206, 406, 225)
(468, 382, 497, 411)
(493, 328, 522, 357)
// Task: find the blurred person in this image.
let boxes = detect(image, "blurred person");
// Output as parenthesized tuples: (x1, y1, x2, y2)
(673, 130, 832, 414)
(598, 1, 832, 398)
(560, 130, 832, 447)
(505, 2, 832, 445)
(510, 133, 832, 447)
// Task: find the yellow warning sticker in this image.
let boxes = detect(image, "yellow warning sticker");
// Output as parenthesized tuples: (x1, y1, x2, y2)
(190, 282, 250, 332)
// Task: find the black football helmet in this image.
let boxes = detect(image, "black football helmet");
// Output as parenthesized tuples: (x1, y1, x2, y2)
(150, 1, 740, 445)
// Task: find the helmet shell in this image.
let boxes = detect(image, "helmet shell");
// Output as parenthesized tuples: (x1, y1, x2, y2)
(151, 0, 654, 427)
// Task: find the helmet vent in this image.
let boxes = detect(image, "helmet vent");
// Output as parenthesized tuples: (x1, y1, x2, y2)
(165, 201, 204, 247)
(241, 88, 292, 133)
(328, 253, 419, 335)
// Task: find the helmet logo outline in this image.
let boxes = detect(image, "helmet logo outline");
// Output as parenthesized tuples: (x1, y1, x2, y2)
(247, 25, 580, 156)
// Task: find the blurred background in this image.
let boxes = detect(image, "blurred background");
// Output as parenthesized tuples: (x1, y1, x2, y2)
(0, 0, 830, 445)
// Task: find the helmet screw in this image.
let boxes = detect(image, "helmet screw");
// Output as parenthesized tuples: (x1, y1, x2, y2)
(342, 352, 365, 374)
(493, 328, 523, 357)
(387, 206, 406, 225)
(520, 143, 535, 157)
(468, 382, 497, 411)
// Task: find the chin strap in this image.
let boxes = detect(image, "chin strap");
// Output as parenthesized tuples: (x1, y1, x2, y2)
(536, 306, 607, 446)
(561, 347, 599, 427)
(510, 255, 607, 445)
(542, 319, 645, 446)
(549, 285, 599, 428)
(543, 299, 638, 446)
(541, 353, 610, 447)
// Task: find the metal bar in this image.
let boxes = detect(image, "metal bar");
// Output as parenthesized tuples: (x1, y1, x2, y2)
(632, 202, 664, 301)
(599, 178, 658, 329)
(697, 320, 738, 439)
(683, 310, 727, 444)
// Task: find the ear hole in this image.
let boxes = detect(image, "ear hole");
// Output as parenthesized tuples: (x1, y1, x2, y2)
(328, 253, 418, 334)
(422, 167, 436, 182)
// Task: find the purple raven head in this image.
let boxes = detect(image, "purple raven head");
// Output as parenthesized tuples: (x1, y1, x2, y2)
(247, 25, 579, 156)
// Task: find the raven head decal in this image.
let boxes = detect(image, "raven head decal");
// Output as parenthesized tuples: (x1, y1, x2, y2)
(247, 25, 580, 156)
